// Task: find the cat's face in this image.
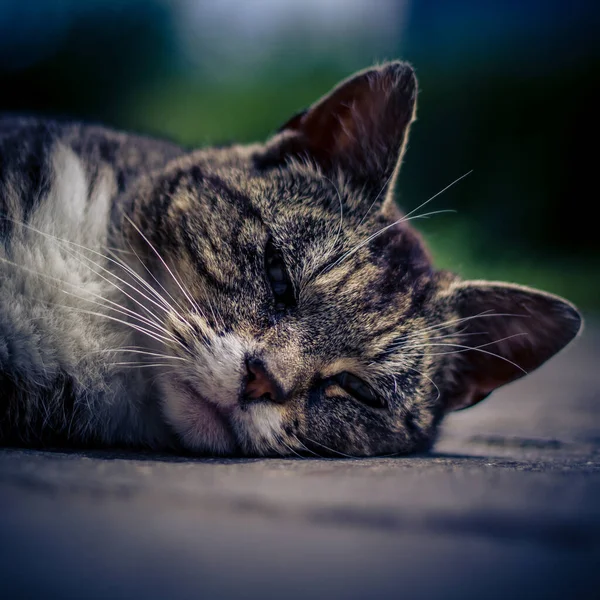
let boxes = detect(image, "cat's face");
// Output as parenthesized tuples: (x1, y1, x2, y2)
(125, 62, 582, 456)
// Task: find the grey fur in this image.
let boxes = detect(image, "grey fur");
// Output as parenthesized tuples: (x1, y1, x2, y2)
(0, 63, 582, 455)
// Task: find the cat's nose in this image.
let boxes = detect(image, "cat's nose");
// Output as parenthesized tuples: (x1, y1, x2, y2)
(244, 357, 285, 404)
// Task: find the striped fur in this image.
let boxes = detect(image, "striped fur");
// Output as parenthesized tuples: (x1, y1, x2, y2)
(0, 63, 582, 456)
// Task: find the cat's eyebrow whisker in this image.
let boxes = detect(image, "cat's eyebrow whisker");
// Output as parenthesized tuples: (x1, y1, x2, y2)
(321, 171, 471, 274)
(356, 170, 395, 228)
(325, 175, 344, 251)
(401, 334, 529, 374)
(393, 311, 528, 346)
(323, 209, 456, 274)
(391, 330, 490, 351)
(397, 330, 486, 346)
(392, 170, 472, 226)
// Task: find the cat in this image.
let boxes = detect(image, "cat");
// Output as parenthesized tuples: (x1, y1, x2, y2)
(0, 61, 582, 456)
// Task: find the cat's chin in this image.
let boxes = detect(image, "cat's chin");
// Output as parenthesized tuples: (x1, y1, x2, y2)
(160, 376, 238, 455)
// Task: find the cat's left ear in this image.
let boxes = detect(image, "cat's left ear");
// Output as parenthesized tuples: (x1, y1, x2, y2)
(256, 61, 417, 196)
(439, 281, 583, 412)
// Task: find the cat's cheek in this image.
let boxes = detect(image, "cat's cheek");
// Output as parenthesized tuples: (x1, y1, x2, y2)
(159, 380, 237, 455)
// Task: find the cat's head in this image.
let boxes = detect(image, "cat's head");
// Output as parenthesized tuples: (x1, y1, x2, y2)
(124, 62, 582, 456)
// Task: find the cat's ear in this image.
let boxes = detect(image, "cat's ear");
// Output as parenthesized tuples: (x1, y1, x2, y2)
(256, 61, 417, 195)
(440, 281, 582, 411)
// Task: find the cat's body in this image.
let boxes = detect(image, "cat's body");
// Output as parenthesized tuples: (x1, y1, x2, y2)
(0, 63, 582, 456)
(0, 118, 182, 447)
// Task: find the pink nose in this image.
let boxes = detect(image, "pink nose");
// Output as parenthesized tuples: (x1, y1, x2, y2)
(245, 358, 284, 404)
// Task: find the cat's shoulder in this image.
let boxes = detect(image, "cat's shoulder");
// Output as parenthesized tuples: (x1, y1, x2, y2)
(0, 115, 186, 193)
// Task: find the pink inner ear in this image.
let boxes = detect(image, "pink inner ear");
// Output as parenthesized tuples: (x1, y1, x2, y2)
(263, 62, 417, 194)
(443, 281, 582, 412)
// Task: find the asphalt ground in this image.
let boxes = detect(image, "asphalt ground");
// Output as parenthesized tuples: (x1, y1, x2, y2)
(1, 325, 598, 599)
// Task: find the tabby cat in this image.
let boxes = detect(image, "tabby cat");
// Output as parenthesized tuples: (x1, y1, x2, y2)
(0, 62, 582, 456)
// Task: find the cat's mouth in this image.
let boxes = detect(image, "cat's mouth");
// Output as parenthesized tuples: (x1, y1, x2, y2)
(168, 376, 239, 454)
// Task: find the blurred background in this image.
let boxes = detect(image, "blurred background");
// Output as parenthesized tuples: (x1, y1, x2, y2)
(1, 0, 598, 309)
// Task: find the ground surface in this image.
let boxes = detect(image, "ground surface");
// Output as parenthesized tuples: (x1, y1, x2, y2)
(1, 327, 599, 600)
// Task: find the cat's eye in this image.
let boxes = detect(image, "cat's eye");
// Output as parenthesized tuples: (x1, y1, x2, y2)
(331, 372, 385, 409)
(265, 238, 295, 311)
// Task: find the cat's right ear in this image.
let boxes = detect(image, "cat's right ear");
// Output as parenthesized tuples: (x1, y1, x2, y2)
(255, 61, 417, 198)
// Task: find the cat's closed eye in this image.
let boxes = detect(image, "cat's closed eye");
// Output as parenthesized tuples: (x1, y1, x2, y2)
(329, 372, 386, 410)
(265, 238, 295, 311)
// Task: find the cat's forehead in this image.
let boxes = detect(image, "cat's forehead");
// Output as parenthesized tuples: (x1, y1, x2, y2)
(295, 261, 430, 357)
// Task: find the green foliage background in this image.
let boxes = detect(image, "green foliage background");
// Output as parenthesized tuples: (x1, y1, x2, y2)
(1, 0, 598, 308)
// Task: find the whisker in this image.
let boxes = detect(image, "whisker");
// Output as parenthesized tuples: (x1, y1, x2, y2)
(401, 333, 529, 374)
(122, 242, 194, 319)
(323, 175, 345, 260)
(322, 209, 456, 274)
(392, 311, 528, 346)
(0, 253, 194, 355)
(87, 348, 189, 362)
(357, 170, 395, 228)
(405, 365, 441, 402)
(303, 436, 356, 459)
(321, 171, 472, 274)
(59, 288, 177, 342)
(111, 362, 178, 369)
(291, 434, 322, 458)
(4, 217, 175, 318)
(276, 435, 305, 459)
(45, 301, 184, 349)
(124, 215, 205, 319)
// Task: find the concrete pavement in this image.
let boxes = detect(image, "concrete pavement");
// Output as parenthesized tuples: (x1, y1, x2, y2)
(1, 325, 598, 599)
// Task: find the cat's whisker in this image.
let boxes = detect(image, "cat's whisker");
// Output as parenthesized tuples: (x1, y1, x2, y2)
(303, 436, 356, 459)
(0, 254, 168, 340)
(277, 435, 305, 459)
(87, 348, 189, 362)
(321, 171, 472, 274)
(390, 330, 490, 352)
(356, 170, 395, 228)
(392, 170, 472, 225)
(124, 214, 206, 320)
(324, 175, 345, 260)
(107, 248, 184, 315)
(405, 365, 441, 402)
(322, 209, 456, 274)
(123, 241, 198, 322)
(291, 434, 322, 458)
(45, 300, 186, 350)
(392, 311, 527, 346)
(59, 288, 178, 343)
(4, 217, 178, 323)
(58, 244, 177, 327)
(400, 333, 529, 374)
(111, 362, 177, 369)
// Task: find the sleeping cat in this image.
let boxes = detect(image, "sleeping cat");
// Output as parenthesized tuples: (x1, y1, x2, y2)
(0, 61, 582, 456)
